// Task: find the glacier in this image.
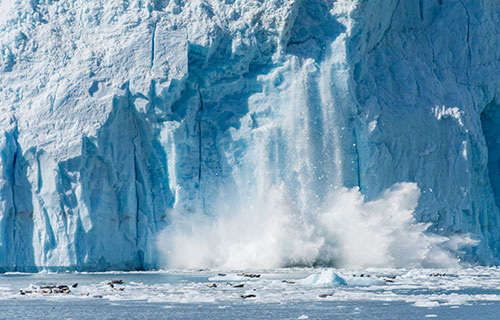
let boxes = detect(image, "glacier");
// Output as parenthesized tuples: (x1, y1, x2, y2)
(1, 0, 500, 271)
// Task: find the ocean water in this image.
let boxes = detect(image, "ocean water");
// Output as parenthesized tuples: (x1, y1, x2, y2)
(1, 268, 500, 319)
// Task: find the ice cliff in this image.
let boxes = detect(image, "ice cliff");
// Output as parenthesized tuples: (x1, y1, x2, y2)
(1, 0, 500, 271)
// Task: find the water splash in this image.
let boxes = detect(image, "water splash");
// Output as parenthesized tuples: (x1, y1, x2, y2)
(157, 182, 474, 269)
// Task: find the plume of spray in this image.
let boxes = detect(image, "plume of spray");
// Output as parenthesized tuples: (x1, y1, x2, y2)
(156, 182, 476, 269)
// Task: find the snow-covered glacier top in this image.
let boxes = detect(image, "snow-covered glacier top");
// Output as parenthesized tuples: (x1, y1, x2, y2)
(1, 0, 500, 271)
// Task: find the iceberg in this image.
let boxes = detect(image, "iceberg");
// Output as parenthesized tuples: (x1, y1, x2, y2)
(1, 0, 500, 271)
(300, 270, 348, 287)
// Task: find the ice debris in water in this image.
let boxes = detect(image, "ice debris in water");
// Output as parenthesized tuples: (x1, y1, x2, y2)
(299, 270, 347, 287)
(1, 0, 500, 271)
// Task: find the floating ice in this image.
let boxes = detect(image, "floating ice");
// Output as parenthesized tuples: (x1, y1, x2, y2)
(2, 268, 500, 309)
(299, 270, 347, 287)
(1, 0, 500, 271)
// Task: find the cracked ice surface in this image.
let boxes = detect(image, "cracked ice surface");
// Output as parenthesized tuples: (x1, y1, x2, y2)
(1, 0, 500, 271)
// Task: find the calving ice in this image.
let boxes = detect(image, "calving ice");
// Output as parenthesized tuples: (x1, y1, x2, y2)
(0, 0, 499, 271)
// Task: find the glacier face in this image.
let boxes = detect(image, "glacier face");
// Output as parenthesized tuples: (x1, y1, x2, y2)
(1, 0, 500, 271)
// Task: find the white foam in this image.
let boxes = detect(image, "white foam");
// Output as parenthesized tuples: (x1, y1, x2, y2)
(157, 183, 473, 269)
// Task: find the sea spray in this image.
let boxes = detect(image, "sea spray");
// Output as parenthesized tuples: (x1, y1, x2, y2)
(156, 182, 475, 269)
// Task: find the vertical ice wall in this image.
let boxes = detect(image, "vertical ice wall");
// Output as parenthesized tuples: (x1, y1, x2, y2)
(1, 0, 500, 270)
(346, 0, 500, 262)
